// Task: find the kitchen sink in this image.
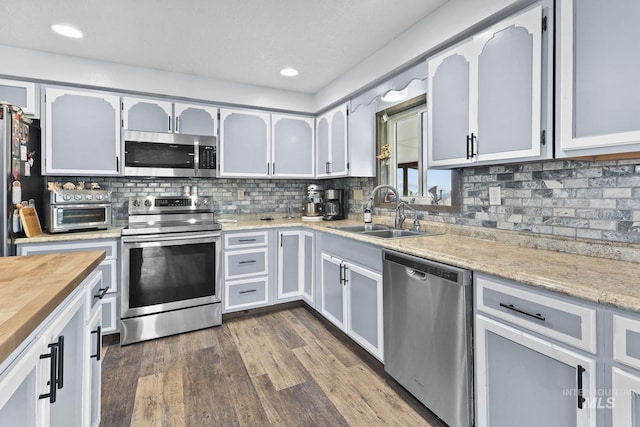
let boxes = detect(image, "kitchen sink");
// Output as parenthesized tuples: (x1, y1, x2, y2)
(331, 224, 391, 232)
(331, 224, 438, 239)
(363, 229, 433, 239)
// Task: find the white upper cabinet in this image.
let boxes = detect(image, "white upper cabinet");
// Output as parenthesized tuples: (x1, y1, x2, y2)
(348, 100, 377, 177)
(44, 87, 121, 176)
(316, 103, 349, 178)
(174, 103, 217, 137)
(428, 4, 551, 168)
(122, 97, 172, 132)
(271, 114, 315, 178)
(219, 108, 271, 177)
(557, 0, 640, 157)
(219, 108, 315, 178)
(0, 79, 37, 116)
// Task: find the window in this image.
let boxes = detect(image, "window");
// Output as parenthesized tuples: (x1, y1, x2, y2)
(376, 95, 460, 211)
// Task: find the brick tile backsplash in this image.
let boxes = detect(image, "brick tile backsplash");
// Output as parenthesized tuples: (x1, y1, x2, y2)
(50, 157, 640, 244)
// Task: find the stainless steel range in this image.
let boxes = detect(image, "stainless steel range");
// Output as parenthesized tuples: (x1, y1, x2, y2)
(120, 195, 222, 345)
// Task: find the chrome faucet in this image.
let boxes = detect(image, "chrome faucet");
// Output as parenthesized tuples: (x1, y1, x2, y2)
(369, 185, 404, 229)
(399, 202, 421, 232)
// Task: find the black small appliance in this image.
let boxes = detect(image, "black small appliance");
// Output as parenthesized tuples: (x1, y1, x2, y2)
(323, 189, 346, 220)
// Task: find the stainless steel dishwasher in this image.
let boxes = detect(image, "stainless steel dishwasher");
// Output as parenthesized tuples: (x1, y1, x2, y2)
(383, 249, 473, 427)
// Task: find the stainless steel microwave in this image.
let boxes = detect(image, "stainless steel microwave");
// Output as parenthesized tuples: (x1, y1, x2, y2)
(124, 130, 217, 177)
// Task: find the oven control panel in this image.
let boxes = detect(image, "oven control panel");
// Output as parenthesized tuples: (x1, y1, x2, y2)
(128, 196, 212, 214)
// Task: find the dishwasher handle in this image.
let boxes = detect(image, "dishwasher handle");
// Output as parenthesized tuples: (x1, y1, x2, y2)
(406, 268, 428, 280)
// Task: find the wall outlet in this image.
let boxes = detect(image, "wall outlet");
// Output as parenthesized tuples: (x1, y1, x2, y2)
(353, 189, 363, 201)
(237, 189, 245, 201)
(489, 186, 501, 205)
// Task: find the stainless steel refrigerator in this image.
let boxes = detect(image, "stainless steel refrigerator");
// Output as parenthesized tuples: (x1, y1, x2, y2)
(1, 103, 44, 256)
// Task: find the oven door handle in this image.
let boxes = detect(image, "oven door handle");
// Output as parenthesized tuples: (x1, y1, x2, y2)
(122, 232, 221, 243)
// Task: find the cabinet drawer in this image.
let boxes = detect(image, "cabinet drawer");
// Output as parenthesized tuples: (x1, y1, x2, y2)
(224, 231, 268, 249)
(613, 314, 640, 371)
(225, 278, 268, 310)
(475, 273, 597, 353)
(85, 271, 107, 315)
(100, 293, 119, 335)
(18, 239, 117, 259)
(95, 259, 117, 294)
(225, 248, 268, 279)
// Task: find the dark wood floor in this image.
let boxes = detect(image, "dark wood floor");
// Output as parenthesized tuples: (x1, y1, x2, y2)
(101, 306, 446, 426)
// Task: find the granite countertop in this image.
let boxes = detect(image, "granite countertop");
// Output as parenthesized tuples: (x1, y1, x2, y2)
(12, 215, 640, 313)
(221, 216, 640, 313)
(0, 251, 105, 365)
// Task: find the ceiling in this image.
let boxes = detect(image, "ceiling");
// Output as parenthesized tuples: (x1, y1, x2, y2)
(0, 0, 448, 94)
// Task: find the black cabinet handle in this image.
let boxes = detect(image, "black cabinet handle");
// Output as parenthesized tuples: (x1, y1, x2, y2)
(466, 134, 471, 160)
(239, 260, 257, 265)
(90, 326, 102, 361)
(267, 162, 270, 175)
(343, 265, 349, 285)
(39, 343, 58, 404)
(339, 264, 344, 284)
(168, 116, 172, 132)
(470, 132, 476, 158)
(239, 289, 257, 295)
(94, 287, 109, 300)
(238, 239, 257, 243)
(272, 162, 276, 175)
(56, 335, 64, 390)
(577, 365, 586, 409)
(499, 303, 546, 321)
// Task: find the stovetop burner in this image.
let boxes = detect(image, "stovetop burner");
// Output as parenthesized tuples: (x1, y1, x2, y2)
(122, 196, 221, 235)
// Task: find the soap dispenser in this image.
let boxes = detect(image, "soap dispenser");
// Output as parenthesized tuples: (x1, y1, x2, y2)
(364, 199, 372, 223)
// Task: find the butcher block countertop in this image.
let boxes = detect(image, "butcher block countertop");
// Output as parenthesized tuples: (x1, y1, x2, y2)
(0, 251, 105, 365)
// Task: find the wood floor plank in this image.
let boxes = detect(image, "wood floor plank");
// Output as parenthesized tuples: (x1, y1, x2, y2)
(101, 307, 435, 427)
(228, 315, 308, 391)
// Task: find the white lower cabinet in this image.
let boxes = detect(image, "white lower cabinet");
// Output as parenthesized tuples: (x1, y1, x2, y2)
(277, 230, 314, 304)
(611, 367, 640, 426)
(475, 272, 599, 427)
(320, 252, 383, 360)
(17, 239, 120, 335)
(476, 315, 596, 427)
(0, 270, 101, 427)
(222, 230, 272, 313)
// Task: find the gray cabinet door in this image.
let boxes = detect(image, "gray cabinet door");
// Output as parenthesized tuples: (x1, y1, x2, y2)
(558, 0, 640, 156)
(219, 108, 270, 177)
(174, 103, 217, 137)
(0, 335, 41, 426)
(315, 116, 330, 177)
(427, 45, 473, 168)
(476, 315, 596, 427)
(271, 114, 314, 178)
(346, 263, 383, 360)
(278, 231, 300, 298)
(476, 6, 542, 161)
(330, 107, 348, 177)
(348, 100, 376, 177)
(0, 79, 36, 116)
(87, 306, 102, 427)
(122, 97, 172, 132)
(47, 291, 85, 427)
(320, 253, 346, 330)
(44, 88, 120, 175)
(302, 232, 314, 304)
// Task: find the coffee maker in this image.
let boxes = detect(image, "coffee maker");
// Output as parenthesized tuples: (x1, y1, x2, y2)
(323, 189, 345, 221)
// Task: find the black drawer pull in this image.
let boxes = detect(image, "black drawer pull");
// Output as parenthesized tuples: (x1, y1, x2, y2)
(239, 260, 257, 265)
(577, 365, 586, 409)
(238, 238, 257, 243)
(56, 336, 64, 390)
(499, 303, 546, 322)
(239, 289, 257, 295)
(90, 326, 102, 361)
(94, 287, 109, 300)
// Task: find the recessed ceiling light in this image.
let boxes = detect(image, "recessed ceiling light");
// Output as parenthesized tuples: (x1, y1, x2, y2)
(280, 67, 299, 77)
(51, 24, 84, 39)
